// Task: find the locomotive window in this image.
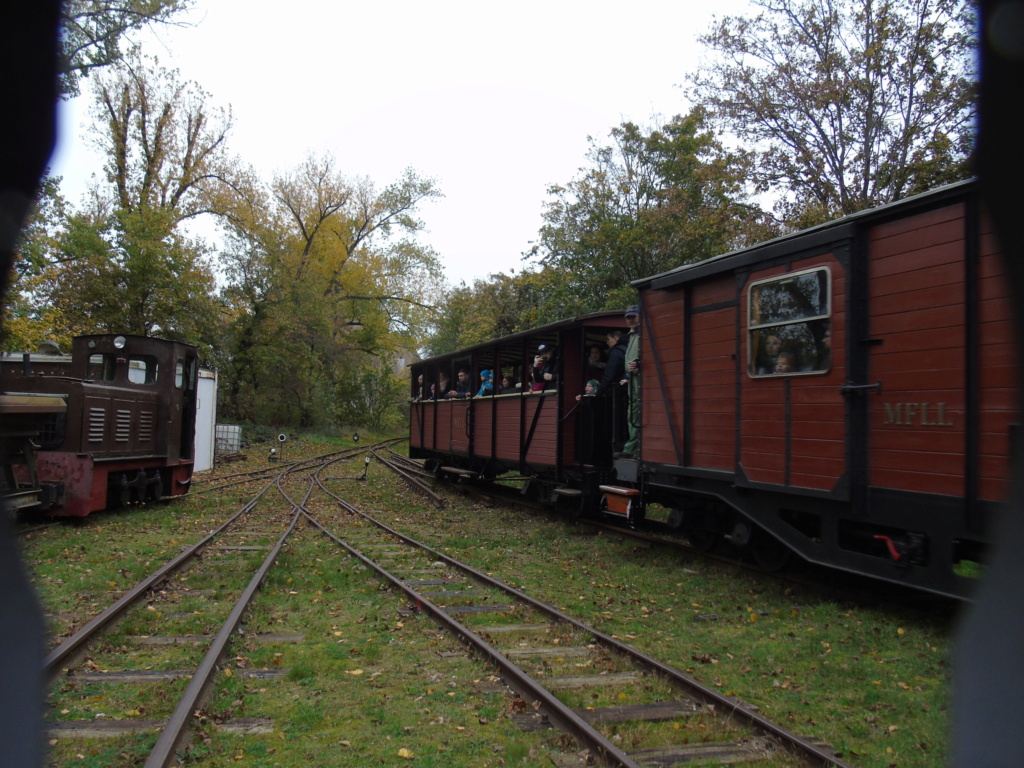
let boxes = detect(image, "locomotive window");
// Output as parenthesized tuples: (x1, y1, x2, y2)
(127, 356, 159, 384)
(748, 267, 831, 376)
(175, 360, 184, 388)
(88, 354, 116, 382)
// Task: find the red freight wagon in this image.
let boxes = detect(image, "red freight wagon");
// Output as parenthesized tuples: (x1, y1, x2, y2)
(635, 180, 1014, 597)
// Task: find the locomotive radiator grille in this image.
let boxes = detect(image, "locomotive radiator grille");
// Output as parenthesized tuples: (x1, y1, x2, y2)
(87, 407, 105, 443)
(138, 411, 154, 443)
(115, 409, 132, 442)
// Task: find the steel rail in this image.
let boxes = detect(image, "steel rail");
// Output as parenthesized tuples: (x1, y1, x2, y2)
(144, 506, 303, 768)
(312, 477, 851, 768)
(371, 449, 446, 508)
(300, 510, 644, 768)
(43, 480, 277, 678)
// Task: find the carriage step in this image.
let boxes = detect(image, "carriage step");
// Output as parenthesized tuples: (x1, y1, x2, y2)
(598, 485, 640, 496)
(599, 485, 640, 517)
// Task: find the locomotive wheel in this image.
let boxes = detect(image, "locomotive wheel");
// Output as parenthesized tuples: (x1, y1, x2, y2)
(110, 473, 130, 508)
(750, 530, 794, 572)
(147, 471, 163, 502)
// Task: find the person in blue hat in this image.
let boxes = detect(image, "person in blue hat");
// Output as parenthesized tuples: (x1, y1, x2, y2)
(617, 305, 641, 458)
(475, 369, 494, 397)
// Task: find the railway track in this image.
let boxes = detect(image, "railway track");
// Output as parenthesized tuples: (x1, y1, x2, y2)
(310, 466, 852, 768)
(40, 443, 855, 767)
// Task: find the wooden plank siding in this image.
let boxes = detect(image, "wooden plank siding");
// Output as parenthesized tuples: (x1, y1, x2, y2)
(641, 290, 685, 465)
(494, 396, 522, 462)
(788, 259, 847, 491)
(522, 393, 558, 466)
(688, 290, 738, 471)
(868, 203, 968, 496)
(977, 214, 1016, 500)
(473, 397, 496, 460)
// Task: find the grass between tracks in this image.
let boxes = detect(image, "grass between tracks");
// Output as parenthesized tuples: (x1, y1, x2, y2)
(18, 432, 958, 768)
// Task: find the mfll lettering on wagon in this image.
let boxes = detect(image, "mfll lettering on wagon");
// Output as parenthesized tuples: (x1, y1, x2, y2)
(882, 402, 955, 427)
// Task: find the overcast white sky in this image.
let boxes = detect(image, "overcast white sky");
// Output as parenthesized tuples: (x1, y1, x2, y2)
(49, 0, 752, 287)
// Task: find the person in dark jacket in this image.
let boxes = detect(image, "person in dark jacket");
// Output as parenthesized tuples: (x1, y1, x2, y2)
(599, 329, 628, 396)
(451, 369, 472, 398)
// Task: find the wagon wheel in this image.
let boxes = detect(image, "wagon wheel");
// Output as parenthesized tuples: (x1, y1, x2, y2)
(750, 530, 794, 572)
(578, 491, 601, 521)
(563, 492, 586, 521)
(686, 529, 722, 553)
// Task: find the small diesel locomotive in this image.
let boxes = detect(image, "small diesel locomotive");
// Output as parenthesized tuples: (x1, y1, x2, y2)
(409, 180, 1016, 599)
(1, 334, 200, 517)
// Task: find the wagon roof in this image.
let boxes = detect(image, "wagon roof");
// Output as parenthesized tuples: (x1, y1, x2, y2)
(635, 179, 975, 291)
(414, 309, 626, 366)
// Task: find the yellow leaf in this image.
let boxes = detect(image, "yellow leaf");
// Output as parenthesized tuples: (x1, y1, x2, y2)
(398, 748, 415, 759)
(224, 668, 233, 678)
(346, 669, 364, 676)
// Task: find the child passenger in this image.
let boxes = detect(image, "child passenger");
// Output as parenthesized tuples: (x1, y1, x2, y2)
(576, 379, 600, 401)
(774, 351, 796, 374)
(476, 369, 494, 397)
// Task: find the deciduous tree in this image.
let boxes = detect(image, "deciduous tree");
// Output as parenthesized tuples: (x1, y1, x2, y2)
(691, 0, 976, 225)
(34, 205, 220, 342)
(530, 111, 772, 312)
(217, 154, 444, 428)
(60, 0, 193, 97)
(92, 50, 232, 219)
(8, 53, 226, 351)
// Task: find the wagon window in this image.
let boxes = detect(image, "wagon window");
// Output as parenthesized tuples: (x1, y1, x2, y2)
(127, 355, 159, 384)
(748, 267, 831, 376)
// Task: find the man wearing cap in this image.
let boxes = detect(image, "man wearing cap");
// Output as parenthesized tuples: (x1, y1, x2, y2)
(617, 306, 641, 458)
(535, 344, 558, 389)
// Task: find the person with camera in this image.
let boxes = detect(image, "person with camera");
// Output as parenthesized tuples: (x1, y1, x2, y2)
(530, 344, 558, 392)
